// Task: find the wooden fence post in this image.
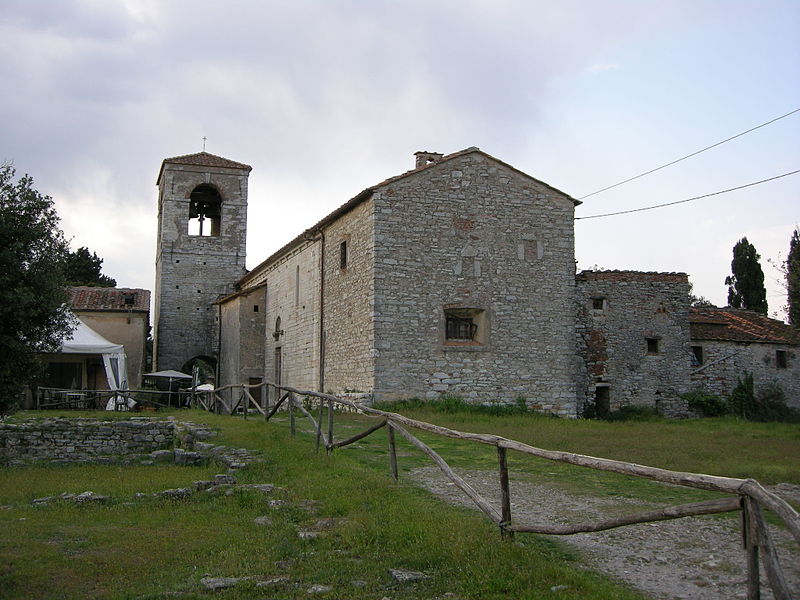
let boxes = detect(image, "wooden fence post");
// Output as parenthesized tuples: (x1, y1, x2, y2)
(242, 387, 247, 420)
(316, 397, 324, 453)
(498, 445, 514, 540)
(327, 398, 334, 454)
(742, 496, 761, 600)
(288, 392, 296, 437)
(387, 423, 399, 481)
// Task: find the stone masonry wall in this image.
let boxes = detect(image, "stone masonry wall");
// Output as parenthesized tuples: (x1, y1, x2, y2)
(218, 288, 267, 395)
(240, 241, 321, 401)
(322, 199, 376, 395)
(690, 341, 800, 408)
(0, 418, 174, 466)
(154, 163, 249, 372)
(576, 271, 692, 417)
(372, 151, 579, 415)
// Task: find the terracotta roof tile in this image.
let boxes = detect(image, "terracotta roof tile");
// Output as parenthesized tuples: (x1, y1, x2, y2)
(157, 152, 252, 184)
(689, 307, 799, 345)
(577, 270, 689, 283)
(68, 287, 150, 312)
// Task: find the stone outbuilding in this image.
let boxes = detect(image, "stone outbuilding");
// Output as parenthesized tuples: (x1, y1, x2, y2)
(689, 307, 799, 408)
(575, 271, 692, 417)
(67, 286, 151, 388)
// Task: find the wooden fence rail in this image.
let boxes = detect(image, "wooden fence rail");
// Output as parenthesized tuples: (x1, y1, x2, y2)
(197, 380, 797, 600)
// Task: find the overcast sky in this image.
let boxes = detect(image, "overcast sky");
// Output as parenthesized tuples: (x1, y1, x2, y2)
(1, 0, 798, 319)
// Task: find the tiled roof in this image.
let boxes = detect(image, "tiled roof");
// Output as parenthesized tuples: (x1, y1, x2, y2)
(577, 270, 688, 283)
(157, 152, 252, 184)
(237, 147, 577, 288)
(689, 307, 799, 345)
(69, 287, 150, 313)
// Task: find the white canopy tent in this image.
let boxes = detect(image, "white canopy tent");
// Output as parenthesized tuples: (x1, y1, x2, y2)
(58, 317, 132, 409)
(59, 317, 129, 391)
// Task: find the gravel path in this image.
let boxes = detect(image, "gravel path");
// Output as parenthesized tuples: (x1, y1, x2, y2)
(409, 467, 800, 600)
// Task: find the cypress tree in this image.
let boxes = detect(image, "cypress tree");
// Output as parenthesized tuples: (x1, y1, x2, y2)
(725, 237, 768, 315)
(787, 228, 800, 327)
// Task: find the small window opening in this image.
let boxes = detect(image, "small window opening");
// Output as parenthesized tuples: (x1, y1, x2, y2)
(123, 293, 135, 306)
(273, 316, 283, 340)
(446, 315, 477, 341)
(295, 265, 300, 306)
(253, 305, 259, 313)
(340, 240, 348, 269)
(188, 184, 222, 236)
(592, 297, 605, 310)
(776, 350, 787, 369)
(444, 307, 487, 346)
(691, 345, 703, 366)
(646, 338, 660, 354)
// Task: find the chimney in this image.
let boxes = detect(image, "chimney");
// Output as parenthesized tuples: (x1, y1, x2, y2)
(414, 151, 443, 169)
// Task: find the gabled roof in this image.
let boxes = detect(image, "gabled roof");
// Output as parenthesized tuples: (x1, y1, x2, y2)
(157, 151, 252, 184)
(237, 147, 577, 288)
(69, 287, 150, 313)
(689, 307, 800, 345)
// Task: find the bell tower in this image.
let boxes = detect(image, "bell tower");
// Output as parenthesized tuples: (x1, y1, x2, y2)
(153, 152, 252, 372)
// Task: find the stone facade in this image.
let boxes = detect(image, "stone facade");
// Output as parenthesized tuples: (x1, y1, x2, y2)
(0, 418, 174, 465)
(371, 152, 579, 414)
(576, 271, 692, 417)
(154, 153, 251, 372)
(689, 308, 800, 408)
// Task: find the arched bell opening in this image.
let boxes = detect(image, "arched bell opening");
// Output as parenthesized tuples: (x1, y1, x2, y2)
(188, 184, 222, 236)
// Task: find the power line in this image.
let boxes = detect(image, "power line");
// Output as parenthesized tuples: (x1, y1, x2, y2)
(577, 107, 800, 201)
(575, 169, 800, 221)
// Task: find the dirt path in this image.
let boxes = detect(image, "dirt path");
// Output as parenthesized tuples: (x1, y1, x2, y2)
(409, 467, 800, 600)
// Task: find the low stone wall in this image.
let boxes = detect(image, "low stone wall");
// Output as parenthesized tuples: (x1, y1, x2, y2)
(0, 418, 175, 466)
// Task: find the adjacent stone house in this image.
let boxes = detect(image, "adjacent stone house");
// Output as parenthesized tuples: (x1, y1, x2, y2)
(689, 307, 800, 408)
(68, 286, 151, 388)
(575, 271, 692, 416)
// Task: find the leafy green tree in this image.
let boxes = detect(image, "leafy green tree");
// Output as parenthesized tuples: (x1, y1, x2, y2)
(725, 237, 767, 314)
(0, 163, 75, 412)
(65, 246, 116, 287)
(787, 228, 800, 327)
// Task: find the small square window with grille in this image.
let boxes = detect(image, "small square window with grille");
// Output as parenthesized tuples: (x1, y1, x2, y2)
(646, 338, 660, 354)
(443, 307, 487, 347)
(446, 315, 477, 341)
(592, 297, 605, 310)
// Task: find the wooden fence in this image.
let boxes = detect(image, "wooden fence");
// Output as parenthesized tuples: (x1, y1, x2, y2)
(198, 380, 798, 600)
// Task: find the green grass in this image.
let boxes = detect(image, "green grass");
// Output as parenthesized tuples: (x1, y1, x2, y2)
(1, 410, 649, 600)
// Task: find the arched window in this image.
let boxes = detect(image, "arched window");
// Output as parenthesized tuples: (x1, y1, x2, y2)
(188, 184, 222, 236)
(273, 316, 283, 340)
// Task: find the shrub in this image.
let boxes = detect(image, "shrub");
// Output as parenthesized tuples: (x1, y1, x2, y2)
(682, 390, 728, 417)
(727, 374, 800, 423)
(603, 405, 660, 422)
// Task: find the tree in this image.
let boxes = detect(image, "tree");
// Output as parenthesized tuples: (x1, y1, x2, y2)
(0, 163, 75, 412)
(787, 228, 800, 327)
(725, 237, 768, 315)
(65, 246, 116, 287)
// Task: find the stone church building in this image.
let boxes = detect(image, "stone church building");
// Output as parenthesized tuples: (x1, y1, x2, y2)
(153, 148, 796, 417)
